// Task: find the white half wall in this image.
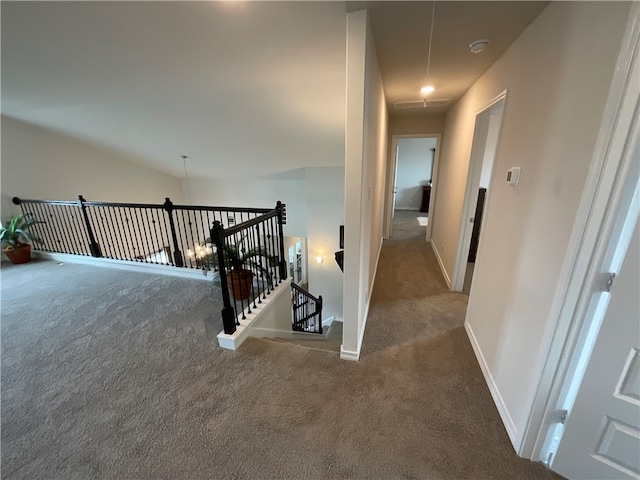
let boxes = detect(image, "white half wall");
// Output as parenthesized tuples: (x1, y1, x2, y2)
(1, 116, 184, 216)
(395, 137, 436, 210)
(343, 9, 388, 360)
(431, 2, 631, 450)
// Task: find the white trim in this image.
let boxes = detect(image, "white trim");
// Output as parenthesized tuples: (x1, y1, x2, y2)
(339, 347, 360, 361)
(217, 278, 292, 350)
(425, 140, 442, 243)
(430, 241, 452, 288)
(33, 252, 214, 281)
(340, 236, 383, 361)
(465, 322, 518, 444)
(520, 4, 640, 461)
(451, 91, 507, 292)
(386, 133, 441, 239)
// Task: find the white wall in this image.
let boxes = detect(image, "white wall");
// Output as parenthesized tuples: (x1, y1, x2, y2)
(395, 138, 436, 210)
(1, 116, 184, 217)
(185, 173, 308, 238)
(343, 10, 388, 360)
(388, 114, 444, 138)
(431, 2, 631, 449)
(305, 167, 345, 321)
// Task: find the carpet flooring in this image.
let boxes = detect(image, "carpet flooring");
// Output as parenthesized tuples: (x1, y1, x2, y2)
(1, 213, 559, 479)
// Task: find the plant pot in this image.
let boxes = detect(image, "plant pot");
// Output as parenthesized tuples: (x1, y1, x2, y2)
(227, 269, 254, 301)
(4, 243, 32, 265)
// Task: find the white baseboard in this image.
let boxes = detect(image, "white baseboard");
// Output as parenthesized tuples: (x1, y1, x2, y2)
(465, 322, 518, 449)
(34, 252, 214, 281)
(358, 237, 384, 352)
(339, 346, 360, 361)
(430, 242, 452, 289)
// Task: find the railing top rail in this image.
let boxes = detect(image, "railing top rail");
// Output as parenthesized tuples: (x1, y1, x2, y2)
(13, 196, 273, 214)
(86, 201, 165, 209)
(173, 204, 273, 214)
(223, 209, 279, 237)
(12, 197, 78, 207)
(291, 282, 322, 304)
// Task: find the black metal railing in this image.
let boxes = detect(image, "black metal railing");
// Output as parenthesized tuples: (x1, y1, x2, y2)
(13, 195, 294, 337)
(12, 195, 271, 270)
(210, 201, 288, 334)
(291, 282, 323, 334)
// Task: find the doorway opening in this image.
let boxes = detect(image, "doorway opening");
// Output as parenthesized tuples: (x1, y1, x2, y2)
(385, 134, 441, 240)
(452, 94, 506, 294)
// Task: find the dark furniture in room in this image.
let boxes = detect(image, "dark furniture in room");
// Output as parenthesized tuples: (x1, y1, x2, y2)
(420, 186, 432, 213)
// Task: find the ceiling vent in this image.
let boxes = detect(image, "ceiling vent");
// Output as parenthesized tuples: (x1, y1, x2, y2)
(393, 99, 450, 110)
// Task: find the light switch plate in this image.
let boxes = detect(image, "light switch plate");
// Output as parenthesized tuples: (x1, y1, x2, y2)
(506, 167, 521, 186)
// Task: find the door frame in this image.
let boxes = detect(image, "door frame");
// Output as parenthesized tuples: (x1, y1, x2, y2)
(384, 133, 441, 240)
(450, 91, 507, 292)
(520, 3, 640, 462)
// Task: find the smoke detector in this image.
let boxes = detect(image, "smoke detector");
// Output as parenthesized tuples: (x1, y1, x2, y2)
(469, 39, 490, 54)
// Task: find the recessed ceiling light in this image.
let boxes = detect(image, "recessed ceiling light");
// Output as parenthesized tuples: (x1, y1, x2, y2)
(421, 86, 435, 95)
(469, 39, 490, 54)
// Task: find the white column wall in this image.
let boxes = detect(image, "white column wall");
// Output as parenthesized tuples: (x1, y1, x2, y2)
(343, 10, 388, 360)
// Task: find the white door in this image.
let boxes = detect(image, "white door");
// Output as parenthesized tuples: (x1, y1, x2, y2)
(552, 216, 640, 479)
(392, 144, 399, 217)
(389, 144, 399, 237)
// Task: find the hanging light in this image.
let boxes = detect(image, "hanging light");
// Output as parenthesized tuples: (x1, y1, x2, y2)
(421, 1, 437, 97)
(181, 154, 192, 205)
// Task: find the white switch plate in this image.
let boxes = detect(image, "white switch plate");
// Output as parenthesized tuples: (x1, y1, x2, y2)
(506, 167, 520, 186)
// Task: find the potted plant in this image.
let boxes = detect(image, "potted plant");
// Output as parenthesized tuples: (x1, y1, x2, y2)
(1, 214, 44, 264)
(201, 235, 272, 301)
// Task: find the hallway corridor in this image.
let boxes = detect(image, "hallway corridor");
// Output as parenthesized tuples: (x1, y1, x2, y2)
(360, 210, 468, 357)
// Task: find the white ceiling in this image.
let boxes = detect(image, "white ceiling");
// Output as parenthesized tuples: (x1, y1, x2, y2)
(1, 1, 547, 179)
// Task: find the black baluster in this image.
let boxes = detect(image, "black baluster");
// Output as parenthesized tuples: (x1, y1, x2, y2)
(211, 221, 236, 335)
(163, 198, 184, 267)
(77, 195, 102, 257)
(276, 201, 287, 281)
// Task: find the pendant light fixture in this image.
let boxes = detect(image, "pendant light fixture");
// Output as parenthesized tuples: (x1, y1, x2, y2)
(421, 1, 437, 99)
(181, 154, 192, 206)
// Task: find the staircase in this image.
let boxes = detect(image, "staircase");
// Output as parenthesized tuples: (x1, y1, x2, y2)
(266, 320, 343, 353)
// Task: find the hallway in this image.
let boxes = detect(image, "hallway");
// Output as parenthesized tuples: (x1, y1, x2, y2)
(360, 210, 468, 357)
(357, 209, 562, 479)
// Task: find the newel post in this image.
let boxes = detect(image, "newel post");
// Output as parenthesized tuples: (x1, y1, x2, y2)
(275, 201, 287, 280)
(211, 221, 237, 335)
(77, 195, 102, 258)
(163, 197, 184, 267)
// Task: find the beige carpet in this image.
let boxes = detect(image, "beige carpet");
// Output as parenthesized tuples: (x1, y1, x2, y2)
(1, 215, 560, 479)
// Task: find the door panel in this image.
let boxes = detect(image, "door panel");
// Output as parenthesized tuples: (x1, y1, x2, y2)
(552, 219, 640, 479)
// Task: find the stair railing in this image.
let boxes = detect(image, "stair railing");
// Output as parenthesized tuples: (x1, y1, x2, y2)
(210, 201, 288, 335)
(291, 282, 323, 334)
